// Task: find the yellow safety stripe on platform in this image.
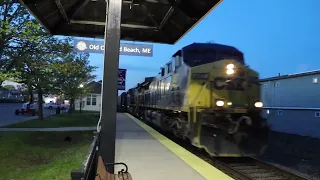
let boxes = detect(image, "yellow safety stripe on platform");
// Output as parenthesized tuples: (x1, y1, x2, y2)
(126, 113, 234, 180)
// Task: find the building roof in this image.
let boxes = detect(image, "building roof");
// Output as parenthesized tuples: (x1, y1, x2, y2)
(260, 69, 320, 82)
(87, 81, 102, 94)
(19, 0, 223, 44)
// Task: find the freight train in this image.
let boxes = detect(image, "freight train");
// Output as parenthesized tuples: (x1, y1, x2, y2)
(117, 42, 269, 157)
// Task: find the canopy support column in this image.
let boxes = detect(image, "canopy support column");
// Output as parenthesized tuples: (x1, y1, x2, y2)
(99, 0, 123, 174)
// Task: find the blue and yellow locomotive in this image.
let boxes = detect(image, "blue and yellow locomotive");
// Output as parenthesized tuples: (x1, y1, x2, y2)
(118, 43, 269, 157)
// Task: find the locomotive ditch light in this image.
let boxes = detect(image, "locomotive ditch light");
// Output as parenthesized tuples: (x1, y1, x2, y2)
(227, 102, 232, 106)
(254, 102, 263, 108)
(226, 69, 235, 75)
(216, 100, 224, 107)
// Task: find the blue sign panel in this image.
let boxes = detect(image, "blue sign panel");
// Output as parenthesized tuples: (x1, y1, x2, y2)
(118, 69, 126, 90)
(74, 39, 153, 57)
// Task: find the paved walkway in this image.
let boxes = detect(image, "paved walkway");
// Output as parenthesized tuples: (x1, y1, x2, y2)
(0, 126, 96, 132)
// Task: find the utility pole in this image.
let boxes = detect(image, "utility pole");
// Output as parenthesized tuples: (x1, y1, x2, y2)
(79, 84, 84, 113)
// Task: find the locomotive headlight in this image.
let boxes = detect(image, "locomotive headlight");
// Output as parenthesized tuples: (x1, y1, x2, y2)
(216, 100, 224, 107)
(226, 69, 234, 75)
(226, 63, 235, 69)
(254, 102, 263, 108)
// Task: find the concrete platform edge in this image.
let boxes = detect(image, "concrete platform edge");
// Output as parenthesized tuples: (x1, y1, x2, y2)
(125, 113, 233, 180)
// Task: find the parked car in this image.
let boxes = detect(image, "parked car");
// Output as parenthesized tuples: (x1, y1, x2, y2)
(44, 102, 69, 110)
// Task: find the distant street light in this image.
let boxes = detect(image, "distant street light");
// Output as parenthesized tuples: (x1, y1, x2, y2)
(79, 84, 84, 113)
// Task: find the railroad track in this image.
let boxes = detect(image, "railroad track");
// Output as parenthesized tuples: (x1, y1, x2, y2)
(209, 157, 307, 180)
(130, 114, 308, 180)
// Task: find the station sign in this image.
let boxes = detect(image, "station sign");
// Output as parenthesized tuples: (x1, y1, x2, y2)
(74, 39, 153, 57)
(118, 69, 126, 90)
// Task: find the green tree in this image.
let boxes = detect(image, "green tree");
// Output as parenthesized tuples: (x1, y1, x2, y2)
(0, 1, 45, 86)
(0, 0, 35, 60)
(0, 71, 20, 86)
(6, 21, 72, 119)
(52, 51, 97, 112)
(1, 1, 94, 117)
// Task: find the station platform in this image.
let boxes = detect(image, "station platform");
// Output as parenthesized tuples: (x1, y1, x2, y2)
(114, 113, 233, 180)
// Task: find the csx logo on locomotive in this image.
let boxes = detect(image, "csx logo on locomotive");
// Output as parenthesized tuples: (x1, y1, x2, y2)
(213, 77, 259, 91)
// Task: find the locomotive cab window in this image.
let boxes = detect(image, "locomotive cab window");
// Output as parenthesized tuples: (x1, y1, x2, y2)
(175, 56, 181, 68)
(172, 50, 182, 69)
(167, 63, 172, 73)
(161, 68, 165, 76)
(172, 57, 176, 72)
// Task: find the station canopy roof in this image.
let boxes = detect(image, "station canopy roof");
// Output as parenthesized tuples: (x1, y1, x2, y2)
(19, 0, 222, 44)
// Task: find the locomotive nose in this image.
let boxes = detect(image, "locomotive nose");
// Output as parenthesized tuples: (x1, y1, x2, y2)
(237, 117, 270, 156)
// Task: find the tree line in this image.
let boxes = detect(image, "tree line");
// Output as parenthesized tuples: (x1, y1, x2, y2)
(0, 0, 97, 119)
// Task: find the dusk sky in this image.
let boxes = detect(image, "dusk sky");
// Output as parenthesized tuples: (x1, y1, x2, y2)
(79, 0, 320, 92)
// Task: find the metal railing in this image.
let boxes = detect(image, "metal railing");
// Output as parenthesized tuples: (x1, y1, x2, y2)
(71, 132, 100, 180)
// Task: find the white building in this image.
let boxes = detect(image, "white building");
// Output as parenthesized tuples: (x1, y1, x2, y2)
(75, 81, 102, 112)
(260, 70, 320, 138)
